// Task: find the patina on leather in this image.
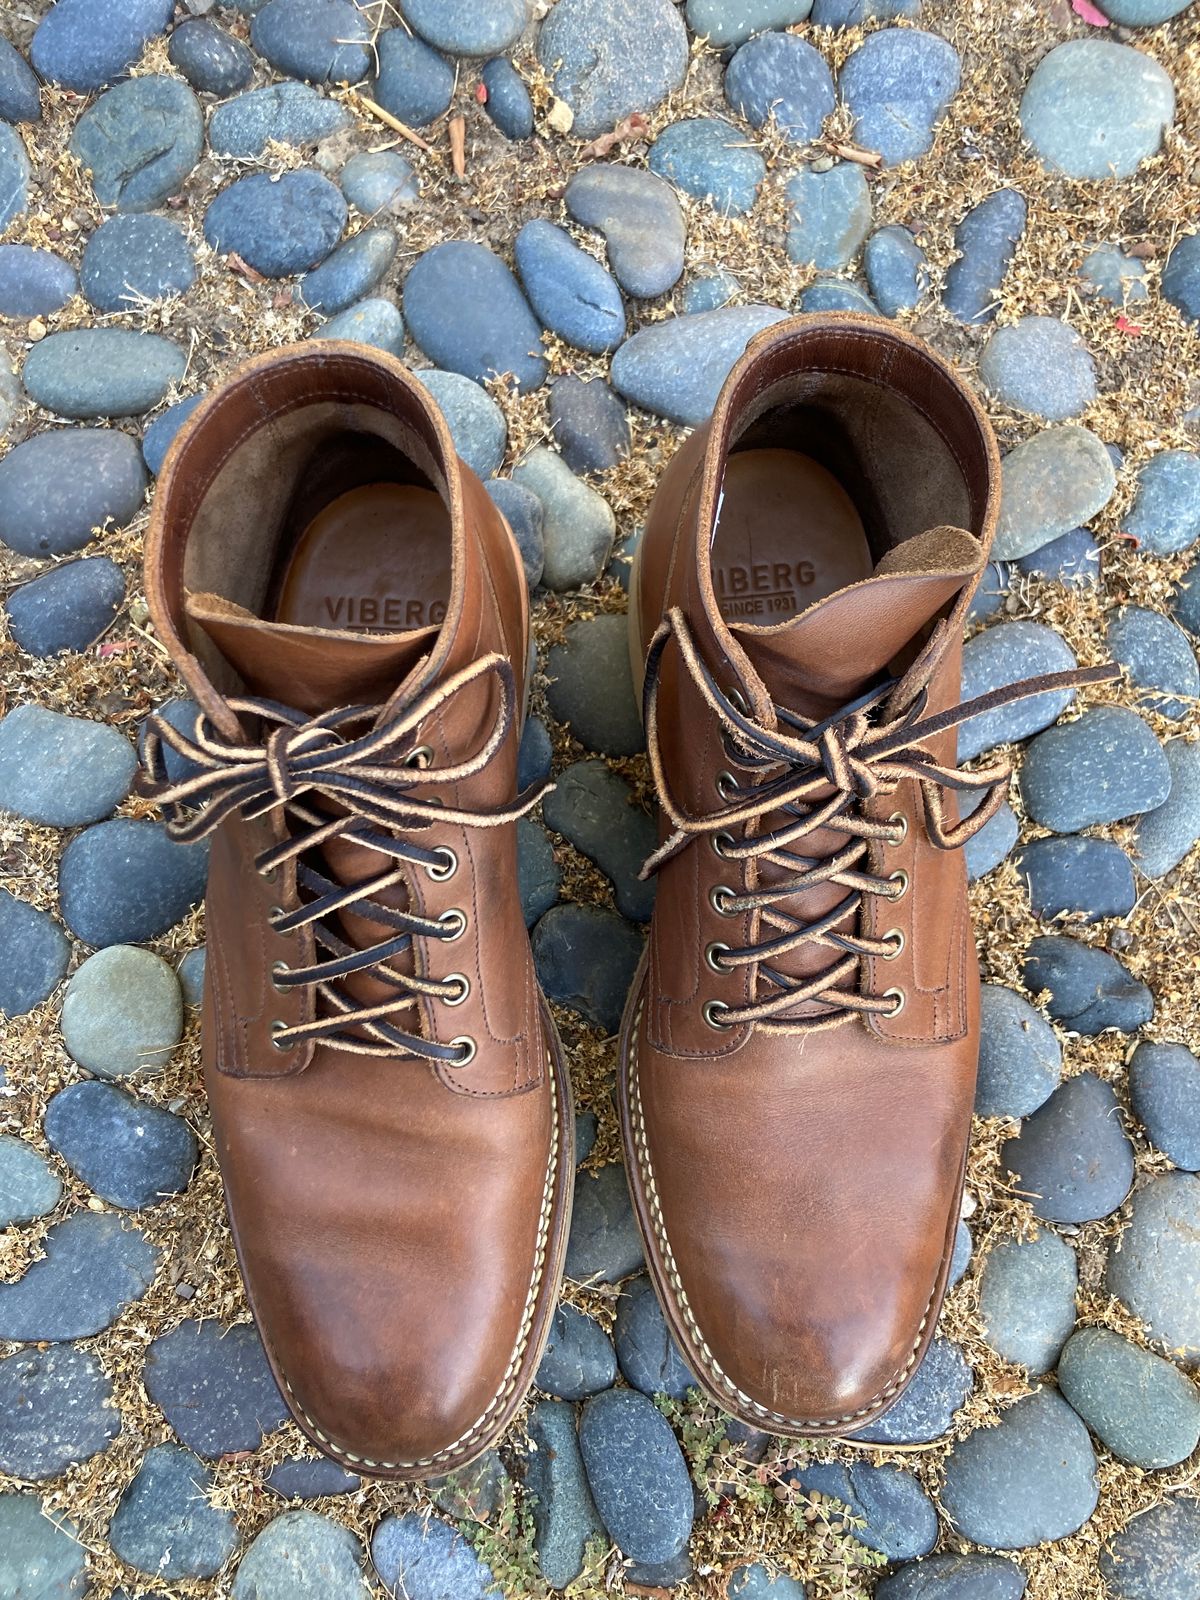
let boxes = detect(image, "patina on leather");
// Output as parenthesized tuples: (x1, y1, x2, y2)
(142, 342, 572, 1478)
(619, 315, 1110, 1436)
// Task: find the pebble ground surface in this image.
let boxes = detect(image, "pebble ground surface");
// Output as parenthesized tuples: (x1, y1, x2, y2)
(1, 0, 1200, 1597)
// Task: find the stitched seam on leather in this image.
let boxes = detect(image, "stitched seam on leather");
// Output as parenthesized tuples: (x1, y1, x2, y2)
(628, 999, 939, 1429)
(271, 1051, 560, 1470)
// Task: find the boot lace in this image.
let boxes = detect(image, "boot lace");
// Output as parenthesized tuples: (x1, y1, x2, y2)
(642, 606, 1118, 1036)
(141, 653, 547, 1067)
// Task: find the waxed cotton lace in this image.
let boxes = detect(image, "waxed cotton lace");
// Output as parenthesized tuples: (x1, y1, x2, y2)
(141, 653, 548, 1066)
(641, 606, 1119, 1035)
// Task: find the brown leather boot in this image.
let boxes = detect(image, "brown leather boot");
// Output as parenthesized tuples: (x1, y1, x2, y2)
(620, 315, 1111, 1436)
(140, 343, 573, 1478)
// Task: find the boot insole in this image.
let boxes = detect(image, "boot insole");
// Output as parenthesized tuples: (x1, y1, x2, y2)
(274, 483, 451, 633)
(711, 450, 872, 626)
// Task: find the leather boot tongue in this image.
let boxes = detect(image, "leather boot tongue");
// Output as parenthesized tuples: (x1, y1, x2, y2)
(185, 593, 437, 713)
(730, 526, 983, 713)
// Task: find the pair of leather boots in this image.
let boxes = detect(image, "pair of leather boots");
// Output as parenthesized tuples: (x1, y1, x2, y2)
(141, 316, 1106, 1476)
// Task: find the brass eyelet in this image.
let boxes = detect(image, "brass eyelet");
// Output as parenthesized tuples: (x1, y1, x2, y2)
(715, 770, 738, 801)
(888, 869, 909, 900)
(883, 987, 907, 1017)
(703, 999, 733, 1030)
(443, 973, 471, 1007)
(450, 1035, 477, 1066)
(269, 1020, 294, 1051)
(258, 862, 278, 884)
(269, 907, 297, 935)
(405, 744, 434, 770)
(887, 810, 909, 846)
(270, 960, 290, 992)
(439, 908, 468, 941)
(709, 884, 736, 916)
(712, 832, 734, 859)
(427, 847, 458, 881)
(705, 941, 730, 973)
(881, 929, 905, 961)
(726, 687, 749, 715)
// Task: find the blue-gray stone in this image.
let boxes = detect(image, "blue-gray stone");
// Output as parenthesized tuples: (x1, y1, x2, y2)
(977, 1229, 1077, 1372)
(726, 1560, 809, 1598)
(950, 1221, 973, 1286)
(538, 0, 688, 140)
(1130, 1040, 1200, 1171)
(941, 1386, 1098, 1550)
(65, 952, 181, 1081)
(24, 329, 185, 420)
(1133, 737, 1200, 879)
(340, 150, 419, 215)
(0, 1211, 159, 1341)
(0, 703, 136, 827)
(70, 76, 203, 212)
(422, 360, 514, 478)
(1125, 450, 1200, 556)
(566, 1160, 645, 1284)
(0, 1134, 61, 1226)
(1176, 563, 1200, 636)
(266, 1457, 361, 1498)
(683, 270, 739, 313)
(725, 31, 835, 144)
(372, 29, 454, 128)
(45, 1081, 197, 1210)
(1020, 705, 1171, 831)
(1002, 1070, 1134, 1224)
(143, 395, 204, 476)
(993, 425, 1116, 559)
(370, 1512, 495, 1600)
(233, 1510, 368, 1599)
(0, 1494, 87, 1599)
(1015, 836, 1136, 922)
(565, 165, 685, 300)
(6, 557, 126, 656)
(518, 817, 560, 927)
(300, 227, 396, 315)
(1163, 232, 1200, 325)
(579, 1387, 693, 1563)
(405, 240, 547, 391)
(144, 1320, 289, 1458)
(976, 984, 1061, 1119)
(1108, 1172, 1200, 1364)
(525, 1400, 605, 1591)
(515, 221, 625, 357)
(1017, 525, 1100, 585)
(799, 278, 879, 313)
(30, 0, 174, 92)
(814, 0, 920, 17)
(480, 58, 534, 139)
(1020, 39, 1175, 181)
(627, 1549, 693, 1587)
(0, 1345, 120, 1482)
(533, 904, 642, 1035)
(535, 1304, 618, 1399)
(0, 38, 40, 124)
(510, 446, 615, 589)
(545, 614, 642, 755)
(839, 29, 960, 166)
(549, 376, 629, 475)
(789, 1461, 937, 1562)
(1080, 243, 1148, 305)
(958, 619, 1078, 761)
(968, 563, 1009, 624)
(0, 244, 76, 318)
(0, 124, 26, 232)
(875, 1555, 1027, 1600)
(575, 1110, 598, 1165)
(979, 316, 1097, 422)
(1023, 934, 1153, 1035)
(543, 760, 655, 922)
(519, 715, 553, 791)
(687, 0, 813, 45)
(1101, 1498, 1200, 1600)
(405, 0, 526, 56)
(0, 891, 70, 1018)
(208, 83, 352, 158)
(251, 0, 371, 85)
(111, 1444, 239, 1580)
(614, 1274, 696, 1400)
(943, 188, 1027, 325)
(0, 427, 147, 558)
(1059, 1326, 1200, 1469)
(80, 213, 196, 312)
(1107, 605, 1198, 721)
(178, 946, 207, 1009)
(852, 1337, 973, 1445)
(59, 819, 209, 947)
(785, 163, 871, 271)
(315, 297, 405, 355)
(649, 117, 766, 217)
(964, 797, 1018, 882)
(611, 304, 788, 427)
(864, 225, 926, 316)
(486, 479, 544, 586)
(168, 19, 254, 95)
(205, 170, 347, 278)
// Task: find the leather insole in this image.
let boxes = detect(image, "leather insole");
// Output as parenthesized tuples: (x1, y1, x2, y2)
(275, 483, 451, 633)
(711, 450, 871, 625)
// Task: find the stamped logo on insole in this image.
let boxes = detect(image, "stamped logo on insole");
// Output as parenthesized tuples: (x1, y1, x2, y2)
(714, 560, 816, 621)
(322, 596, 448, 630)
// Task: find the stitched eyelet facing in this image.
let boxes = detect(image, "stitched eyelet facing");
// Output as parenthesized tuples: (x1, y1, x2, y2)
(712, 832, 734, 859)
(427, 847, 458, 881)
(709, 884, 736, 916)
(270, 960, 290, 992)
(703, 999, 733, 1030)
(438, 908, 468, 941)
(715, 770, 738, 801)
(269, 1020, 294, 1051)
(881, 929, 905, 961)
(888, 869, 910, 900)
(883, 987, 907, 1017)
(442, 973, 470, 1007)
(405, 744, 434, 770)
(887, 810, 908, 846)
(450, 1034, 477, 1066)
(705, 941, 730, 972)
